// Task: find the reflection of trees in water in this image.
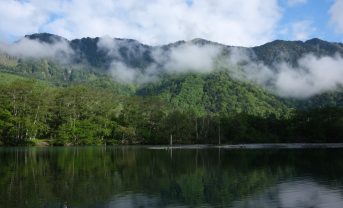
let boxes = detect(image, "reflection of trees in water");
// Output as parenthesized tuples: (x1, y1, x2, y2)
(0, 148, 342, 207)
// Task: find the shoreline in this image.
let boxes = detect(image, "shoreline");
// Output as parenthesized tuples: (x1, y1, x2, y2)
(148, 143, 343, 149)
(2, 143, 343, 149)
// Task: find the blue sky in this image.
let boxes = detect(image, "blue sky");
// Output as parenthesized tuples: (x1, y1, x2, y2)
(0, 0, 342, 46)
(278, 0, 341, 42)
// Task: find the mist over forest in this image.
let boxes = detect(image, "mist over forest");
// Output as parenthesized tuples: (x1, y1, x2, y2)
(1, 33, 343, 145)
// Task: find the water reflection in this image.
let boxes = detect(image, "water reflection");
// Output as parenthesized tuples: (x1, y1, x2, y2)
(108, 194, 162, 208)
(0, 147, 342, 207)
(233, 180, 343, 208)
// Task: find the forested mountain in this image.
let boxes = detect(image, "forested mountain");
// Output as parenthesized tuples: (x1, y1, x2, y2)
(253, 38, 343, 66)
(2, 33, 343, 109)
(1, 33, 343, 145)
(22, 33, 343, 69)
(137, 72, 289, 117)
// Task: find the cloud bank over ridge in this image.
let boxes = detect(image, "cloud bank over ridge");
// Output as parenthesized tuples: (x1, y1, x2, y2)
(0, 37, 74, 64)
(227, 50, 343, 98)
(1, 34, 343, 99)
(96, 36, 343, 98)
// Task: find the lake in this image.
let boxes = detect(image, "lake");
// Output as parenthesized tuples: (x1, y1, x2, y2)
(1, 146, 343, 208)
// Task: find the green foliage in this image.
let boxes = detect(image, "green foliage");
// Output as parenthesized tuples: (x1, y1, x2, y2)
(138, 71, 291, 117)
(52, 85, 118, 145)
(1, 78, 343, 145)
(0, 80, 52, 145)
(0, 72, 25, 83)
(2, 35, 343, 145)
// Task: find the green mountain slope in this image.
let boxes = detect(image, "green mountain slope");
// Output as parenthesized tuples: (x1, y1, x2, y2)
(3, 33, 343, 145)
(1, 33, 343, 112)
(137, 72, 290, 117)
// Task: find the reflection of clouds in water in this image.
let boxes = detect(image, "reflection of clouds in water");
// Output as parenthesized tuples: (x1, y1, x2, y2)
(107, 194, 163, 208)
(279, 181, 341, 208)
(93, 180, 343, 208)
(233, 180, 343, 208)
(104, 180, 343, 208)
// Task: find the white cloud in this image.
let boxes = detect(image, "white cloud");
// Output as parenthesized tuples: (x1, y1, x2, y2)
(287, 0, 308, 6)
(0, 0, 281, 46)
(330, 0, 343, 34)
(163, 43, 221, 73)
(109, 62, 141, 83)
(97, 36, 343, 98)
(97, 37, 223, 83)
(0, 37, 74, 63)
(0, 1, 46, 41)
(273, 54, 343, 97)
(290, 21, 316, 40)
(226, 49, 343, 98)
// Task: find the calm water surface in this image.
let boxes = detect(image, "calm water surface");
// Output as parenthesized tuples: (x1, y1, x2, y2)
(1, 146, 343, 208)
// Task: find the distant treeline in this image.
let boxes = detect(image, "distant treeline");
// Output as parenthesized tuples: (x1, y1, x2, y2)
(1, 80, 343, 146)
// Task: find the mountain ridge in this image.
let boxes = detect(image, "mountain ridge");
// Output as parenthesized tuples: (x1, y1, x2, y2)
(22, 33, 343, 69)
(24, 32, 343, 48)
(2, 33, 343, 113)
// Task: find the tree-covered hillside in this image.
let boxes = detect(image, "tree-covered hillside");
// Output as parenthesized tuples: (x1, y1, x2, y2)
(1, 33, 343, 145)
(1, 77, 343, 146)
(253, 38, 343, 66)
(137, 72, 289, 117)
(2, 33, 343, 109)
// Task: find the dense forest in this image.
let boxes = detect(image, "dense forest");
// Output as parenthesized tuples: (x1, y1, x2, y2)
(1, 74, 343, 146)
(1, 33, 343, 146)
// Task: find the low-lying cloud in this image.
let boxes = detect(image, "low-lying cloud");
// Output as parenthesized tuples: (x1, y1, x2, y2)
(273, 54, 343, 97)
(163, 43, 221, 73)
(226, 49, 343, 98)
(0, 37, 74, 63)
(99, 37, 343, 98)
(109, 62, 142, 83)
(97, 37, 222, 83)
(2, 35, 343, 99)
